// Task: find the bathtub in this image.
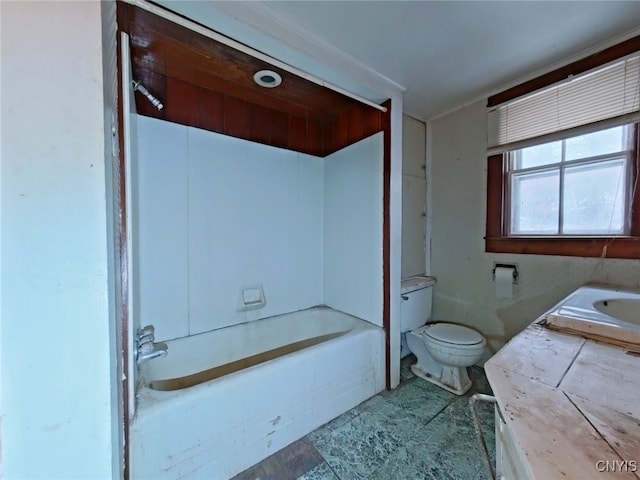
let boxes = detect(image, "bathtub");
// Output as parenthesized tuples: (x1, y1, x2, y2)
(131, 306, 385, 479)
(545, 284, 640, 346)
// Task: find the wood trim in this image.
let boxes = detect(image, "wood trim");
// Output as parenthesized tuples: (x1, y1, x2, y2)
(631, 124, 640, 236)
(270, 109, 290, 149)
(485, 236, 640, 259)
(487, 35, 640, 259)
(486, 154, 505, 238)
(381, 100, 392, 390)
(488, 35, 640, 107)
(322, 103, 384, 157)
(485, 127, 640, 259)
(289, 115, 308, 153)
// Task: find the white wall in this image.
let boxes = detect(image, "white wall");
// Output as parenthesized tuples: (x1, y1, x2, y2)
(135, 118, 190, 341)
(402, 115, 426, 278)
(1, 2, 120, 478)
(324, 133, 384, 327)
(188, 125, 324, 335)
(136, 119, 385, 338)
(430, 101, 640, 355)
(136, 117, 324, 340)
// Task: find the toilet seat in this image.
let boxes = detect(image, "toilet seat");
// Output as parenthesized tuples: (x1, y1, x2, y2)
(415, 323, 484, 346)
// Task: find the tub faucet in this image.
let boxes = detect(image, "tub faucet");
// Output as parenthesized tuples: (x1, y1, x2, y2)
(135, 324, 168, 365)
(136, 340, 168, 364)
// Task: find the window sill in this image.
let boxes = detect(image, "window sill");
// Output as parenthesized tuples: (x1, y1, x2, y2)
(485, 236, 640, 259)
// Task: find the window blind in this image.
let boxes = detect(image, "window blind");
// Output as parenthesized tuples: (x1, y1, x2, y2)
(488, 53, 640, 154)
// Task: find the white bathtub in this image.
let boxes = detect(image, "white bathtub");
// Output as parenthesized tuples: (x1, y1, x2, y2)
(131, 306, 385, 479)
(545, 284, 640, 346)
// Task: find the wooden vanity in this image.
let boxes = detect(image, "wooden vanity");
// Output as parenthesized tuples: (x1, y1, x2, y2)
(485, 320, 640, 479)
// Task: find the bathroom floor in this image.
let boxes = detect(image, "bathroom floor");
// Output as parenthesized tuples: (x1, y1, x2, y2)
(233, 356, 496, 480)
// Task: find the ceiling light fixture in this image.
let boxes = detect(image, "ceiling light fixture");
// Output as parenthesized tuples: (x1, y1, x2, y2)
(253, 70, 282, 88)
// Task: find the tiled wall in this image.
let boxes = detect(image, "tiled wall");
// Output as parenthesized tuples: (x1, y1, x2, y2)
(430, 101, 640, 355)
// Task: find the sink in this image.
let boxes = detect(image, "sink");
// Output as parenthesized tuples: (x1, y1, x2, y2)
(593, 298, 640, 326)
(545, 284, 640, 347)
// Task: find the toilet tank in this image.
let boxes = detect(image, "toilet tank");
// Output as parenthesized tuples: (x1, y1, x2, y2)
(400, 276, 436, 332)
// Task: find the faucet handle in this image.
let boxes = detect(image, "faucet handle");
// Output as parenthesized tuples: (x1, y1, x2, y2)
(137, 325, 155, 344)
(138, 325, 155, 336)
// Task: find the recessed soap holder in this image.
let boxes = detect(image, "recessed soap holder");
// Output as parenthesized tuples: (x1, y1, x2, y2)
(237, 284, 266, 311)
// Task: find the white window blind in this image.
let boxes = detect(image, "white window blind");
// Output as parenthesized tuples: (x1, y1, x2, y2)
(488, 53, 640, 154)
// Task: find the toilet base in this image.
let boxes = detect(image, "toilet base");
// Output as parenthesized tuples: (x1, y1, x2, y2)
(410, 363, 472, 396)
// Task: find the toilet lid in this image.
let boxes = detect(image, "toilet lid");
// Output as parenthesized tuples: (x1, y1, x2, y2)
(424, 323, 483, 345)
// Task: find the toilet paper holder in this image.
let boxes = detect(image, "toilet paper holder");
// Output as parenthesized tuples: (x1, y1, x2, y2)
(492, 262, 518, 284)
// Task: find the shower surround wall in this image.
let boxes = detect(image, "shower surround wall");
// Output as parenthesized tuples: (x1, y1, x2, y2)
(135, 115, 383, 340)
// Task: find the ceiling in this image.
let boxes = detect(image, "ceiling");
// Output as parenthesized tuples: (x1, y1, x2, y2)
(158, 1, 640, 120)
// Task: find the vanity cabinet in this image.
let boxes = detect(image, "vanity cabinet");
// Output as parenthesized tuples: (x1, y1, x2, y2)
(486, 319, 640, 480)
(494, 407, 530, 480)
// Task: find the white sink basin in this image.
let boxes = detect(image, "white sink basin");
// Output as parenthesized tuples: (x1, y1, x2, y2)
(593, 298, 640, 325)
(545, 284, 640, 346)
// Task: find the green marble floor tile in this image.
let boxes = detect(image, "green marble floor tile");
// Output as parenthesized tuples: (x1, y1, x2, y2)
(283, 367, 496, 480)
(383, 380, 456, 423)
(307, 407, 360, 440)
(474, 464, 493, 480)
(472, 398, 497, 469)
(296, 462, 339, 480)
(308, 394, 390, 446)
(403, 397, 493, 479)
(310, 402, 411, 480)
(372, 451, 474, 480)
(371, 455, 448, 480)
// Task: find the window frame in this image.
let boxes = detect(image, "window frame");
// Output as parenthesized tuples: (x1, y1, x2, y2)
(507, 126, 635, 237)
(486, 124, 640, 258)
(485, 36, 640, 259)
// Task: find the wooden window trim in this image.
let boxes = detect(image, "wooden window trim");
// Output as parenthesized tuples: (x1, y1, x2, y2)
(488, 36, 640, 107)
(486, 125, 640, 258)
(486, 36, 640, 259)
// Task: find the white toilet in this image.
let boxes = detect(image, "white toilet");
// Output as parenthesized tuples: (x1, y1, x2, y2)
(401, 276, 486, 395)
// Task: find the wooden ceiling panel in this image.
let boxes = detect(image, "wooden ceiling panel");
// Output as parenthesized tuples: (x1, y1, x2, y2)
(117, 1, 387, 157)
(119, 2, 357, 122)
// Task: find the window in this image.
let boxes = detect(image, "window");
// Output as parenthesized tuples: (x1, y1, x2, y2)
(508, 125, 635, 236)
(485, 36, 640, 258)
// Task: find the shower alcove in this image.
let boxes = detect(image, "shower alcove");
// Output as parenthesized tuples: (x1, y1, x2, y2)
(117, 2, 397, 478)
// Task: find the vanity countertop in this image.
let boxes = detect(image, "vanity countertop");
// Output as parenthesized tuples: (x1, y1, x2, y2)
(485, 320, 640, 479)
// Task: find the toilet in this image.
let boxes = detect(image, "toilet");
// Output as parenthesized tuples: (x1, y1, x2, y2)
(401, 276, 486, 395)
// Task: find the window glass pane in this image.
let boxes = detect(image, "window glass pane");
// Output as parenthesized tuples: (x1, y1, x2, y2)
(511, 169, 559, 234)
(562, 159, 626, 234)
(515, 141, 562, 169)
(565, 126, 626, 161)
